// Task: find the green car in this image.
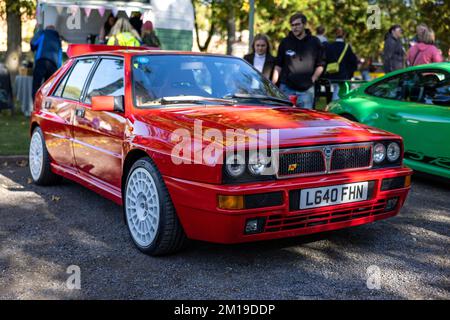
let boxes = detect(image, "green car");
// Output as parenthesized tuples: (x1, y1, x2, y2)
(327, 62, 450, 179)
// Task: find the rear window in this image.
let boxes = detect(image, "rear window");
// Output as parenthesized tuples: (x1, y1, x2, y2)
(59, 58, 96, 101)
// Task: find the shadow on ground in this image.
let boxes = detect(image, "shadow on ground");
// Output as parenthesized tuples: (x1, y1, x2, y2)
(0, 163, 449, 299)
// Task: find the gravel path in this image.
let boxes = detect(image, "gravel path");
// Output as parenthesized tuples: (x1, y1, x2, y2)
(0, 161, 449, 299)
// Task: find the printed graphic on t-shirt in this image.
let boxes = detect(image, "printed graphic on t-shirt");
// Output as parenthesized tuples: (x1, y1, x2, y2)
(286, 50, 296, 57)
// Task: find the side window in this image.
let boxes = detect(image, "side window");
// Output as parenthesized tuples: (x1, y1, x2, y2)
(61, 59, 96, 101)
(414, 71, 449, 106)
(53, 71, 70, 97)
(366, 74, 408, 100)
(53, 63, 76, 97)
(85, 59, 124, 104)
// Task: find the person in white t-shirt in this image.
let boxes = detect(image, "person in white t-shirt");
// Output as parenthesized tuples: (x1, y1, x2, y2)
(244, 34, 276, 81)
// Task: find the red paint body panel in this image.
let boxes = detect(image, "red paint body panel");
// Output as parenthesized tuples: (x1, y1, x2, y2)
(164, 167, 411, 243)
(30, 48, 413, 245)
(67, 44, 159, 58)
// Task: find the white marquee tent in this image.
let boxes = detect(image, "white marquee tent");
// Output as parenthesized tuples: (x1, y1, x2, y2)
(36, 0, 194, 50)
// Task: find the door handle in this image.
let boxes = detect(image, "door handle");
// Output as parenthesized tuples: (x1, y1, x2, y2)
(75, 107, 85, 118)
(387, 113, 401, 121)
(44, 100, 52, 109)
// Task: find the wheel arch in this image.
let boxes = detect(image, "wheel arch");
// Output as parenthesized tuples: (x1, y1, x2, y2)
(122, 148, 153, 194)
(30, 122, 39, 136)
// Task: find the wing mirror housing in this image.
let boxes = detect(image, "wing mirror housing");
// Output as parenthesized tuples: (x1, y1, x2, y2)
(288, 95, 298, 106)
(91, 95, 124, 112)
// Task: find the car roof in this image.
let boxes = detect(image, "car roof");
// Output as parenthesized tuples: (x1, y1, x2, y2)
(67, 44, 239, 60)
(361, 62, 450, 88)
(71, 49, 232, 60)
(388, 62, 450, 75)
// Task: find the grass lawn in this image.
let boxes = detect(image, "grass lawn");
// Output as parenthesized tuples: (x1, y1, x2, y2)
(0, 111, 30, 156)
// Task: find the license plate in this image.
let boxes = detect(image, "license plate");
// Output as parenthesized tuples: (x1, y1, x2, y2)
(299, 182, 368, 210)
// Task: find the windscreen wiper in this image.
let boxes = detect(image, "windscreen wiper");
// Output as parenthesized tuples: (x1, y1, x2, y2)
(159, 96, 237, 105)
(226, 93, 293, 106)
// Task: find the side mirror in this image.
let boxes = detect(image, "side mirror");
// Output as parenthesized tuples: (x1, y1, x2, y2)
(288, 95, 298, 106)
(432, 95, 450, 106)
(91, 95, 124, 112)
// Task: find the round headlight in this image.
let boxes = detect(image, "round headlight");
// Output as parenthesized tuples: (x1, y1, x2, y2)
(248, 152, 270, 175)
(225, 153, 246, 177)
(373, 143, 386, 164)
(387, 142, 401, 162)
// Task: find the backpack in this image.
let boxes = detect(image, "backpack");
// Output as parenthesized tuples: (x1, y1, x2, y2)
(326, 43, 349, 74)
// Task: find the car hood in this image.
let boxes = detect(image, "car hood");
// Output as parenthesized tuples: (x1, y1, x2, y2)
(134, 105, 396, 148)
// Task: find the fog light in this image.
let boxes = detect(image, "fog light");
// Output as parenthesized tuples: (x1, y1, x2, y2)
(381, 177, 405, 191)
(385, 197, 399, 212)
(245, 218, 265, 234)
(218, 195, 244, 210)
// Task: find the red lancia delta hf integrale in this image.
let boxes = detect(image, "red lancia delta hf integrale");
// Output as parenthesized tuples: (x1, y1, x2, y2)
(29, 45, 412, 255)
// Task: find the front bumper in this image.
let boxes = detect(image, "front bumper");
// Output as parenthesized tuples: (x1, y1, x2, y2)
(164, 167, 412, 244)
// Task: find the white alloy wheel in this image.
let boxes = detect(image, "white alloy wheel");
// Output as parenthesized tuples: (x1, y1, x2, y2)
(125, 167, 160, 247)
(29, 130, 44, 181)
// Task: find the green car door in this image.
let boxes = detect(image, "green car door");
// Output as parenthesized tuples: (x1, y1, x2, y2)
(329, 64, 450, 178)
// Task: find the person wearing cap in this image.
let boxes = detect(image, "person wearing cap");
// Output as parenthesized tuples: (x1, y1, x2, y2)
(141, 21, 161, 48)
(30, 16, 62, 100)
(383, 25, 405, 73)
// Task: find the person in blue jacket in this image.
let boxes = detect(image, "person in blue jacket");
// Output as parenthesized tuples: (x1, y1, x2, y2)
(30, 23, 62, 100)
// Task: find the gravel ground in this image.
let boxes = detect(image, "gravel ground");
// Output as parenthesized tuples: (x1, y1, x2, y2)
(0, 160, 449, 300)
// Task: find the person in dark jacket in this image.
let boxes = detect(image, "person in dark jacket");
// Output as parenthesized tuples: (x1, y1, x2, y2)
(325, 27, 358, 100)
(243, 34, 276, 81)
(272, 12, 326, 109)
(30, 23, 62, 100)
(129, 12, 143, 35)
(99, 14, 117, 44)
(383, 25, 405, 73)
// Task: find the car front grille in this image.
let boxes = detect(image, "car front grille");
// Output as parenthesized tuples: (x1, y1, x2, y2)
(278, 151, 325, 176)
(276, 143, 373, 178)
(263, 199, 387, 233)
(330, 145, 372, 171)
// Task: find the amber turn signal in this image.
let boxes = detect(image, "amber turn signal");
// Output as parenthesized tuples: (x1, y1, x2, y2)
(404, 175, 411, 188)
(218, 195, 244, 210)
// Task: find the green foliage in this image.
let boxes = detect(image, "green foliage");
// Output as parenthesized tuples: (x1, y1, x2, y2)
(0, 0, 35, 18)
(193, 0, 449, 60)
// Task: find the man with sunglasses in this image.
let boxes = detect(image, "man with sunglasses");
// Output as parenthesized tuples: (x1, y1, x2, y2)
(272, 12, 326, 109)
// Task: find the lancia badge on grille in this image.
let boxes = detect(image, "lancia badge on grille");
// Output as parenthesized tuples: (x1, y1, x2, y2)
(324, 147, 333, 159)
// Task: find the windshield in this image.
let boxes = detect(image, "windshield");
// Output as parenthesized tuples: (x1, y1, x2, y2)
(132, 54, 287, 107)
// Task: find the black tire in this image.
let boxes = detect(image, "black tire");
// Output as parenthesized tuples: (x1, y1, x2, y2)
(29, 127, 62, 186)
(123, 157, 188, 256)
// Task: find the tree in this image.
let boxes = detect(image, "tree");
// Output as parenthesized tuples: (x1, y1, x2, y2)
(193, 0, 450, 61)
(192, 0, 248, 54)
(1, 0, 35, 78)
(192, 0, 217, 52)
